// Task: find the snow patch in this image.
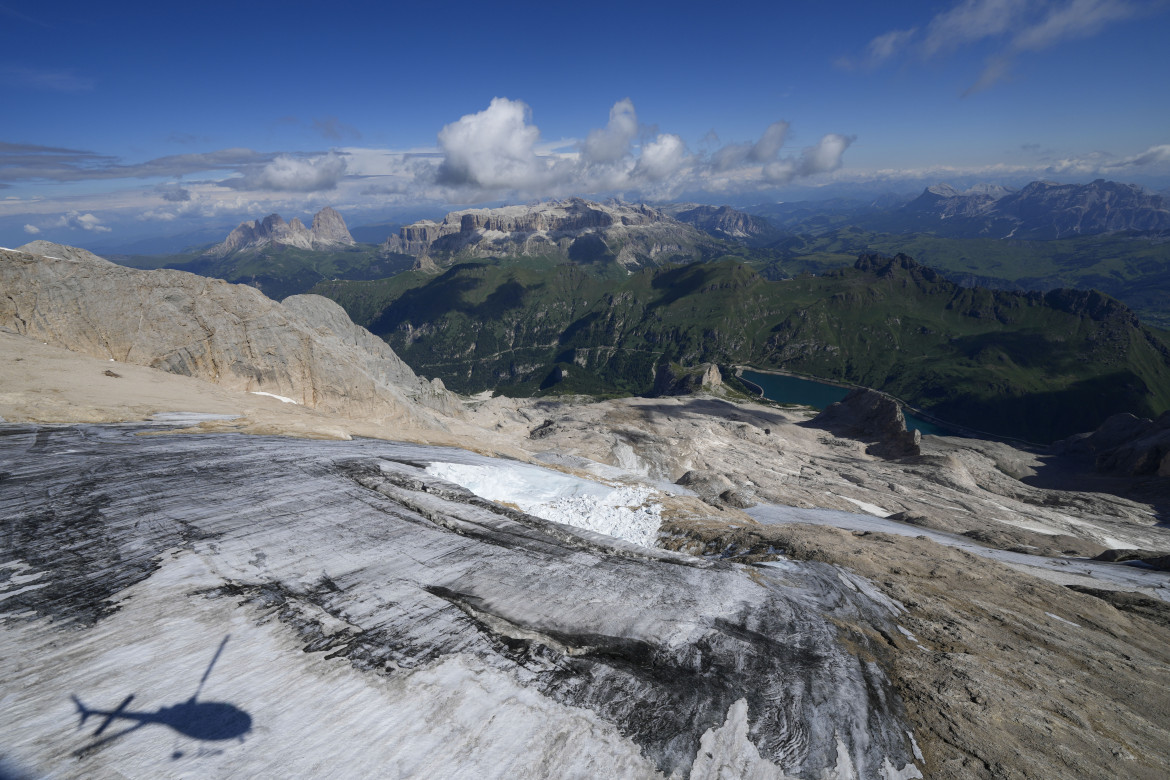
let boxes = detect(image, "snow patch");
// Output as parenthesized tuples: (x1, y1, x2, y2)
(251, 391, 298, 404)
(1045, 612, 1081, 628)
(425, 461, 663, 547)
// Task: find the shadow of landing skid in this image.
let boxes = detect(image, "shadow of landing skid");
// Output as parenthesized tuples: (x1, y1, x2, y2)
(70, 635, 252, 758)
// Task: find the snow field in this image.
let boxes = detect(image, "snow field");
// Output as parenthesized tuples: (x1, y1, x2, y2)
(425, 461, 664, 548)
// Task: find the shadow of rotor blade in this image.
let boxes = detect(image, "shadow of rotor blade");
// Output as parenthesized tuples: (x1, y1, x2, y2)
(73, 721, 148, 758)
(193, 635, 230, 701)
(95, 695, 135, 736)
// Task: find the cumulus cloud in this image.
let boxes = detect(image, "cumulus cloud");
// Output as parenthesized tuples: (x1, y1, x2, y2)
(427, 98, 852, 201)
(23, 223, 39, 234)
(55, 211, 111, 232)
(0, 98, 857, 221)
(711, 121, 790, 171)
(582, 98, 638, 164)
(853, 0, 1149, 93)
(227, 152, 348, 192)
(436, 97, 549, 189)
(635, 134, 689, 181)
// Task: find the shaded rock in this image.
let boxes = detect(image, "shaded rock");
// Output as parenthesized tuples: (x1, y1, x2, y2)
(1093, 549, 1170, 571)
(1057, 411, 1170, 478)
(806, 388, 921, 458)
(654, 363, 722, 396)
(718, 488, 756, 509)
(676, 469, 736, 508)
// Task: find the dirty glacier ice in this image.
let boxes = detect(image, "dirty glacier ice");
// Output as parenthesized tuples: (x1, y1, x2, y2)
(0, 423, 921, 779)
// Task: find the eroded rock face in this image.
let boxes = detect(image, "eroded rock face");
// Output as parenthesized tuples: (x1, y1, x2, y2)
(806, 388, 921, 458)
(207, 206, 355, 256)
(309, 206, 356, 246)
(1, 244, 458, 424)
(383, 198, 717, 267)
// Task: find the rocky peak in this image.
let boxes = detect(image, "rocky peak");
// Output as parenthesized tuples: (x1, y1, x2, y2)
(311, 206, 356, 246)
(16, 240, 112, 266)
(207, 207, 356, 257)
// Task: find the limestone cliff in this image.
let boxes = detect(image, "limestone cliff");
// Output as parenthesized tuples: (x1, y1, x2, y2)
(383, 198, 721, 268)
(207, 206, 356, 257)
(2, 242, 458, 426)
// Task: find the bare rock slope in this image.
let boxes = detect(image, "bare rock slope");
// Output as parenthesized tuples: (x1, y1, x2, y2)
(1, 242, 457, 426)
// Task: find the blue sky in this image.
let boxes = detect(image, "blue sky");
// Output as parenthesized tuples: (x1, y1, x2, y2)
(2, 0, 1169, 248)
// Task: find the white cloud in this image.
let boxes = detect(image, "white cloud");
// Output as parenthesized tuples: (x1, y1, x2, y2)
(923, 0, 1027, 56)
(1013, 0, 1139, 51)
(855, 0, 1149, 93)
(436, 97, 549, 190)
(228, 152, 348, 192)
(427, 98, 852, 201)
(635, 134, 689, 181)
(711, 121, 790, 171)
(23, 223, 39, 234)
(55, 211, 111, 232)
(582, 98, 638, 164)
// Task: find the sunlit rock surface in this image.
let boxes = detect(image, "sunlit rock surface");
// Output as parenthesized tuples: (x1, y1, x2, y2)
(0, 422, 921, 779)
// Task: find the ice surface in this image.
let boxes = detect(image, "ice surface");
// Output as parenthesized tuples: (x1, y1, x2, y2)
(749, 503, 1170, 601)
(426, 461, 663, 547)
(1, 423, 923, 779)
(149, 412, 241, 423)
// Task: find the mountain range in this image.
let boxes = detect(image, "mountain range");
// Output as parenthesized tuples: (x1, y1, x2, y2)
(898, 179, 1170, 239)
(383, 197, 730, 269)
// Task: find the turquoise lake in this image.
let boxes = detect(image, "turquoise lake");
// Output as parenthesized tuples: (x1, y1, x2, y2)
(740, 369, 951, 437)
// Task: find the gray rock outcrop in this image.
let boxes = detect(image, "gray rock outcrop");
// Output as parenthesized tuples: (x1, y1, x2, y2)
(207, 206, 355, 257)
(806, 388, 922, 458)
(2, 243, 458, 425)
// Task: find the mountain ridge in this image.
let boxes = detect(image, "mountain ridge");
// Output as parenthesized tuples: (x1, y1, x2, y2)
(384, 197, 729, 270)
(207, 206, 356, 257)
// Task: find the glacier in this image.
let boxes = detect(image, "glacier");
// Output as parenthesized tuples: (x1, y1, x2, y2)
(0, 422, 924, 778)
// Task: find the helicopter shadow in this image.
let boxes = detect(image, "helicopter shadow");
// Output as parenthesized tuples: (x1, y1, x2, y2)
(70, 634, 252, 759)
